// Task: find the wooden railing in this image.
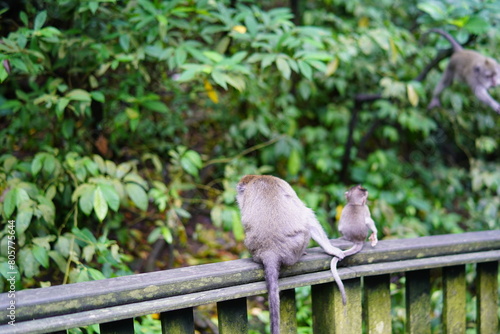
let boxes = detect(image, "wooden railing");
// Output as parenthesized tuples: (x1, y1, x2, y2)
(0, 230, 499, 334)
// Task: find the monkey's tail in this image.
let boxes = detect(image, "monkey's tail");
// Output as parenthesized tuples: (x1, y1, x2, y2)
(343, 242, 364, 256)
(330, 257, 347, 305)
(263, 256, 281, 334)
(428, 28, 463, 52)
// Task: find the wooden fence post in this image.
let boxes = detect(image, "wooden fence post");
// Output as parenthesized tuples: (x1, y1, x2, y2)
(406, 270, 430, 334)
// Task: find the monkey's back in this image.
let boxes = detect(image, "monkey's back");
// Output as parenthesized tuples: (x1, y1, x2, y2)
(338, 205, 369, 242)
(238, 175, 312, 266)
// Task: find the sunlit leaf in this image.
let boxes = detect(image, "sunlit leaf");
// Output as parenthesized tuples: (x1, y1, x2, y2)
(276, 57, 291, 80)
(34, 10, 47, 30)
(126, 183, 148, 211)
(407, 84, 419, 106)
(232, 25, 247, 34)
(93, 187, 108, 221)
(99, 183, 120, 212)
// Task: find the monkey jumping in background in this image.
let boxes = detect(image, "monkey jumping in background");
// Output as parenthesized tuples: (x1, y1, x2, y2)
(427, 29, 500, 114)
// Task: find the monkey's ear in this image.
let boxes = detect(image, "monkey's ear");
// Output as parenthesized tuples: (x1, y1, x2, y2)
(236, 182, 247, 194)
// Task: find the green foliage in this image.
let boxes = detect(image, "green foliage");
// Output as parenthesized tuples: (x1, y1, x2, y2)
(0, 0, 499, 331)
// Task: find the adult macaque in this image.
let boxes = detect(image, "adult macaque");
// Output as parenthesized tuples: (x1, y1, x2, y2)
(428, 29, 500, 114)
(331, 184, 378, 305)
(236, 175, 344, 334)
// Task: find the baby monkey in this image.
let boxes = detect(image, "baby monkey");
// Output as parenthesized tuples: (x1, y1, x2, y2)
(427, 29, 500, 114)
(236, 175, 345, 334)
(331, 184, 378, 304)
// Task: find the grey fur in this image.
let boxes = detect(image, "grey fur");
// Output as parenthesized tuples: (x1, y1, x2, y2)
(236, 175, 344, 334)
(428, 29, 500, 114)
(333, 185, 378, 305)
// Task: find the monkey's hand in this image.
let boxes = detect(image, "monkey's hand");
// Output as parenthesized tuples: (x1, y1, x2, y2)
(369, 233, 378, 247)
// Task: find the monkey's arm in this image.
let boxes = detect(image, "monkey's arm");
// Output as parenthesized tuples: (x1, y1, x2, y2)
(474, 87, 500, 113)
(310, 223, 345, 259)
(365, 209, 378, 247)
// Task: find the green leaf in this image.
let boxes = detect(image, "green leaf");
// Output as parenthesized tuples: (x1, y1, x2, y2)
(61, 119, 74, 139)
(211, 70, 228, 90)
(3, 188, 17, 217)
(87, 268, 106, 280)
(16, 188, 30, 206)
(147, 227, 162, 243)
(287, 149, 301, 175)
(89, 1, 99, 14)
(72, 227, 97, 244)
(93, 187, 108, 221)
(142, 100, 169, 113)
(43, 154, 56, 175)
(83, 244, 95, 262)
(34, 10, 47, 30)
(298, 61, 312, 81)
(55, 98, 69, 119)
(38, 203, 55, 224)
(3, 155, 17, 172)
(232, 212, 244, 241)
(203, 51, 224, 63)
(16, 208, 33, 235)
(464, 16, 491, 35)
(161, 226, 173, 243)
(99, 183, 120, 212)
(48, 251, 67, 272)
(90, 91, 105, 103)
(276, 57, 291, 80)
(177, 68, 197, 82)
(417, 2, 446, 20)
(33, 245, 49, 268)
(180, 150, 202, 176)
(19, 248, 39, 278)
(116, 162, 132, 179)
(32, 153, 45, 176)
(125, 183, 149, 211)
(65, 89, 91, 102)
(119, 34, 130, 52)
(174, 47, 187, 67)
(79, 186, 95, 216)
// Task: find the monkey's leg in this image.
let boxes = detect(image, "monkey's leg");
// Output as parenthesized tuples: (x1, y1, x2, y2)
(428, 66, 454, 109)
(369, 233, 378, 247)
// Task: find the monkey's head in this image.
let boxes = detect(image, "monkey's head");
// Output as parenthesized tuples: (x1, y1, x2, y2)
(345, 185, 368, 205)
(475, 58, 500, 88)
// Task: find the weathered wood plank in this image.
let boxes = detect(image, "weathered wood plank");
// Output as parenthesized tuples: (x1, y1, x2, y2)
(406, 270, 430, 334)
(279, 289, 297, 333)
(334, 278, 362, 333)
(1, 250, 499, 334)
(365, 274, 391, 334)
(1, 231, 498, 324)
(311, 282, 335, 334)
(443, 265, 465, 333)
(100, 318, 134, 334)
(477, 261, 499, 334)
(161, 308, 194, 334)
(311, 279, 362, 334)
(217, 298, 248, 334)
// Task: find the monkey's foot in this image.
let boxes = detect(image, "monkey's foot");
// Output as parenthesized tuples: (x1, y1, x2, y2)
(427, 98, 441, 110)
(334, 250, 345, 260)
(369, 233, 378, 247)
